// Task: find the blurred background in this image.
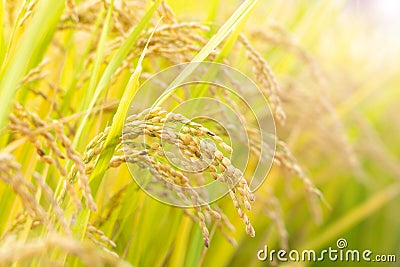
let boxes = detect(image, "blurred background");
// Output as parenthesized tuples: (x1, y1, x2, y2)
(167, 0, 400, 266)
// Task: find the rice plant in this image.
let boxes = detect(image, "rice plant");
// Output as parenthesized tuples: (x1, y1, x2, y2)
(0, 0, 399, 266)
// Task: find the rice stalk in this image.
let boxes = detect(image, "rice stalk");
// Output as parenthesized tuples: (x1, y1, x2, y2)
(0, 233, 131, 267)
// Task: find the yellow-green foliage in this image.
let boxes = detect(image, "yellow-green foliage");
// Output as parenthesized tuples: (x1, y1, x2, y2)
(0, 0, 399, 267)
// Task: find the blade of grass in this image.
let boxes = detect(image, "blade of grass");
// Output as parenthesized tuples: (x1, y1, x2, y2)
(88, 18, 162, 196)
(0, 0, 65, 134)
(154, 0, 259, 108)
(51, 9, 109, 214)
(206, 0, 220, 37)
(72, 0, 162, 149)
(0, 0, 5, 66)
(54, 4, 161, 240)
(301, 183, 400, 250)
(0, 0, 28, 75)
(141, 202, 184, 267)
(184, 225, 204, 267)
(192, 2, 257, 100)
(60, 8, 106, 114)
(170, 217, 193, 267)
(67, 26, 161, 262)
(79, 1, 114, 115)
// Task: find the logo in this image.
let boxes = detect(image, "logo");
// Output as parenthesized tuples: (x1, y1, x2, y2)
(122, 62, 276, 207)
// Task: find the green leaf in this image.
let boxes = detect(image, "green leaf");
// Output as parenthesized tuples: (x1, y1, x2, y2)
(154, 0, 259, 107)
(301, 183, 400, 250)
(88, 16, 162, 195)
(72, 0, 162, 149)
(0, 0, 65, 134)
(0, 0, 5, 67)
(80, 1, 114, 116)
